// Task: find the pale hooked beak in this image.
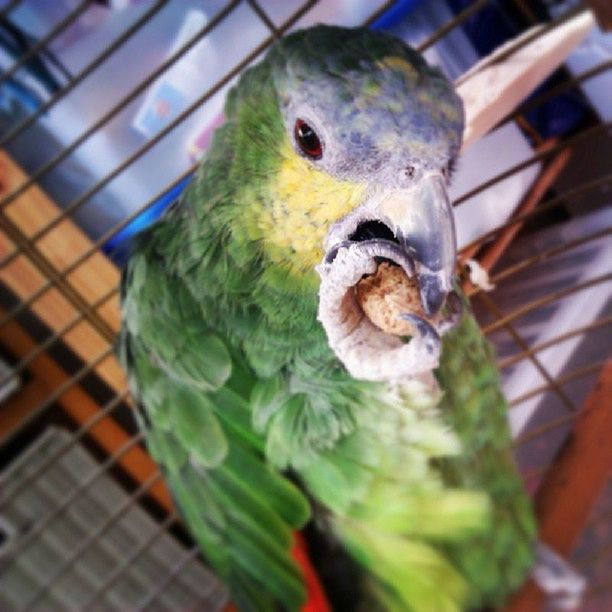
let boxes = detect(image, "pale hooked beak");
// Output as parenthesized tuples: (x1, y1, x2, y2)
(318, 173, 460, 380)
(377, 173, 456, 315)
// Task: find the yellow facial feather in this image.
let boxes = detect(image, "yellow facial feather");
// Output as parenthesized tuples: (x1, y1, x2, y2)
(256, 142, 366, 274)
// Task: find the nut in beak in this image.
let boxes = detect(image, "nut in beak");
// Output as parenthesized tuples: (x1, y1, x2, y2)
(316, 174, 461, 381)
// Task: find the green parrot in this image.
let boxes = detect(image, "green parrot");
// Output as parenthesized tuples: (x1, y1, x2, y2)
(119, 26, 536, 611)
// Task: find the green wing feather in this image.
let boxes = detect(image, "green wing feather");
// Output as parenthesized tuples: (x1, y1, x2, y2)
(120, 245, 311, 612)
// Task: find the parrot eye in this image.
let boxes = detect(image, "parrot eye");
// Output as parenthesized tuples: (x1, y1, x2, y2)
(294, 119, 322, 160)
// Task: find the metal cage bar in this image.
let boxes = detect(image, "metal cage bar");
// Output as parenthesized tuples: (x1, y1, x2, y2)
(82, 511, 183, 610)
(133, 545, 203, 611)
(0, 0, 93, 88)
(0, 388, 130, 506)
(0, 344, 116, 448)
(20, 469, 166, 610)
(0, 0, 243, 215)
(478, 290, 577, 412)
(499, 315, 612, 370)
(0, 0, 23, 20)
(483, 273, 612, 334)
(1, 431, 144, 567)
(510, 361, 606, 406)
(0, 0, 169, 149)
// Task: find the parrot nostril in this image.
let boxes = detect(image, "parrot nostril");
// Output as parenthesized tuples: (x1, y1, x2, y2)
(404, 165, 415, 179)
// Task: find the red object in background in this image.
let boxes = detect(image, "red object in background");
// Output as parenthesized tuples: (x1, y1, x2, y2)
(292, 532, 331, 612)
(224, 532, 331, 612)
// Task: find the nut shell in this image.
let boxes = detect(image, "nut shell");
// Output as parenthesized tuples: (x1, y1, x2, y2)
(356, 262, 428, 336)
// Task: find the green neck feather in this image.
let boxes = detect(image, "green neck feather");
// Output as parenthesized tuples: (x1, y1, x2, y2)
(146, 67, 325, 378)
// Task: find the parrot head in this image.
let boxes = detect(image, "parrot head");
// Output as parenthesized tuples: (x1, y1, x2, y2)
(225, 26, 463, 320)
(215, 26, 466, 378)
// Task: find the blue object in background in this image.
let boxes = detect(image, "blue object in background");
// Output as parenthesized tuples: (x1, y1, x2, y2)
(446, 0, 589, 142)
(522, 72, 590, 140)
(447, 0, 520, 57)
(0, 78, 41, 113)
(0, 15, 65, 114)
(369, 0, 426, 30)
(133, 81, 189, 138)
(102, 174, 193, 266)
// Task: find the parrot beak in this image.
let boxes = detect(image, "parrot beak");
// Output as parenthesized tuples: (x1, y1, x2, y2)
(318, 173, 462, 380)
(377, 173, 456, 316)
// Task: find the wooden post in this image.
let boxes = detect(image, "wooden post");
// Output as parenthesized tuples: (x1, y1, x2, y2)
(459, 142, 571, 293)
(585, 0, 612, 30)
(0, 152, 125, 395)
(504, 361, 612, 611)
(0, 377, 49, 441)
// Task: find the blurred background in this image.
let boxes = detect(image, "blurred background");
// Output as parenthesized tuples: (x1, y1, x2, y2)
(0, 0, 609, 610)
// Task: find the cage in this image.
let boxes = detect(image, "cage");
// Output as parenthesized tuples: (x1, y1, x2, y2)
(0, 0, 610, 610)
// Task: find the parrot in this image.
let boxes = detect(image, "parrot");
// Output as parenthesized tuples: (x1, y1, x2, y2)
(118, 26, 537, 611)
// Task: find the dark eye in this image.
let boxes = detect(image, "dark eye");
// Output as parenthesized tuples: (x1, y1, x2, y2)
(294, 119, 322, 159)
